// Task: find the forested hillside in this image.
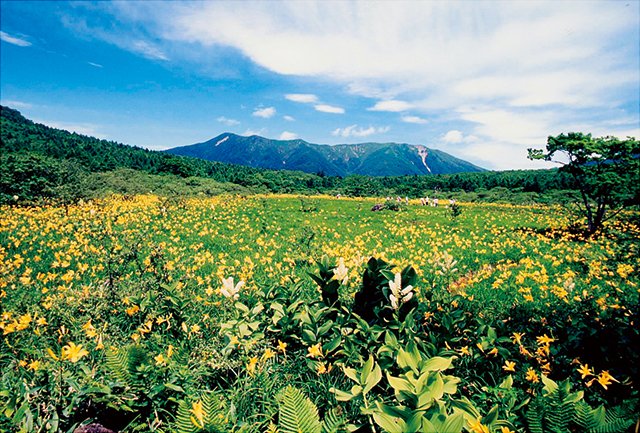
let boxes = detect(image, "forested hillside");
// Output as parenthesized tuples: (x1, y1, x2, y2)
(1, 105, 576, 204)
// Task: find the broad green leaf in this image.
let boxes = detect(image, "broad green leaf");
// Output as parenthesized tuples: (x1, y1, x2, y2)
(235, 302, 249, 313)
(361, 355, 374, 384)
(441, 412, 465, 433)
(397, 348, 419, 374)
(372, 411, 405, 433)
(443, 375, 461, 394)
(423, 356, 453, 372)
(323, 336, 341, 354)
(342, 367, 360, 383)
(330, 387, 355, 402)
(387, 373, 413, 393)
(481, 405, 499, 426)
(363, 364, 382, 396)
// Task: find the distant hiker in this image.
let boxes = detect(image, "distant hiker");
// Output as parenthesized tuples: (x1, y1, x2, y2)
(434, 198, 439, 207)
(405, 197, 409, 204)
(420, 198, 426, 206)
(337, 193, 341, 199)
(371, 203, 384, 211)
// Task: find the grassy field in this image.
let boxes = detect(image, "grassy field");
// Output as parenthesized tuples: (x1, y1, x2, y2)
(1, 194, 638, 432)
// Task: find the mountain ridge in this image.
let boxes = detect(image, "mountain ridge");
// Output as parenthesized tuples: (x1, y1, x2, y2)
(165, 133, 485, 177)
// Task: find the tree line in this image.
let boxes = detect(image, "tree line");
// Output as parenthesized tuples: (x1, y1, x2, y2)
(2, 105, 635, 220)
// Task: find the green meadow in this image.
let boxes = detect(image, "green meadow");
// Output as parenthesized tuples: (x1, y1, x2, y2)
(1, 194, 638, 432)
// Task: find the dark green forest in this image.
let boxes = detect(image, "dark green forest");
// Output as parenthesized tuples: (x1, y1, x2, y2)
(1, 105, 577, 204)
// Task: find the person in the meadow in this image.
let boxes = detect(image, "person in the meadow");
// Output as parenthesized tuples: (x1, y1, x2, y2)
(405, 197, 409, 204)
(420, 197, 426, 206)
(434, 198, 439, 207)
(337, 193, 341, 199)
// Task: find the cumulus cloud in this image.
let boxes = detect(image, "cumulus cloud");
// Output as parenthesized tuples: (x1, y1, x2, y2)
(253, 107, 276, 118)
(242, 127, 266, 137)
(279, 131, 298, 140)
(402, 115, 428, 124)
(217, 116, 240, 126)
(283, 115, 295, 121)
(315, 104, 344, 114)
(0, 31, 32, 47)
(332, 125, 389, 138)
(53, 2, 640, 168)
(285, 94, 318, 103)
(441, 130, 479, 144)
(368, 100, 414, 112)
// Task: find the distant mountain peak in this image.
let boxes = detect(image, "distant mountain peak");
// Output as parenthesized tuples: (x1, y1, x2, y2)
(165, 133, 484, 177)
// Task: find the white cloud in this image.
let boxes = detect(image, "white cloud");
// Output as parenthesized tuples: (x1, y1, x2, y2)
(1, 100, 33, 109)
(368, 100, 414, 112)
(242, 127, 266, 137)
(285, 94, 318, 103)
(315, 104, 344, 114)
(217, 116, 240, 126)
(458, 108, 550, 146)
(87, 62, 104, 68)
(32, 119, 108, 139)
(441, 130, 479, 144)
(0, 31, 32, 47)
(59, 2, 640, 169)
(332, 125, 389, 138)
(253, 107, 276, 118)
(279, 131, 298, 140)
(401, 115, 428, 124)
(283, 115, 295, 121)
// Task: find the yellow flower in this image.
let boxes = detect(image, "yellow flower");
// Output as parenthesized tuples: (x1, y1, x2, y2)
(61, 342, 89, 363)
(525, 368, 540, 383)
(458, 346, 471, 356)
(277, 340, 287, 353)
(47, 348, 59, 361)
(261, 348, 275, 362)
(487, 348, 498, 356)
(468, 417, 490, 433)
(27, 360, 41, 371)
(316, 362, 333, 375)
(247, 357, 259, 376)
(503, 361, 516, 372)
(536, 334, 556, 345)
(511, 333, 525, 345)
(596, 371, 619, 390)
(154, 354, 166, 366)
(499, 427, 516, 433)
(307, 343, 323, 358)
(577, 364, 594, 379)
(189, 401, 205, 429)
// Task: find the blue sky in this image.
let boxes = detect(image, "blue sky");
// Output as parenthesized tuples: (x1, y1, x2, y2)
(1, 1, 638, 170)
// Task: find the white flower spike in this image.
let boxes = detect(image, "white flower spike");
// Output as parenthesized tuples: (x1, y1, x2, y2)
(220, 277, 244, 300)
(388, 272, 413, 310)
(333, 257, 349, 285)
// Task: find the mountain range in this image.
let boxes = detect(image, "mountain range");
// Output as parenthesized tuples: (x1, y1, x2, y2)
(165, 133, 485, 177)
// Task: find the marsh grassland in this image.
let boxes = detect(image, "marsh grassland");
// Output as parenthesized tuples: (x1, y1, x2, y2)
(1, 195, 638, 432)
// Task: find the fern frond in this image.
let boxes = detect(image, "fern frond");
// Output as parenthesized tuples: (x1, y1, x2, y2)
(322, 407, 347, 433)
(105, 345, 148, 391)
(279, 386, 322, 433)
(175, 400, 198, 433)
(525, 398, 545, 433)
